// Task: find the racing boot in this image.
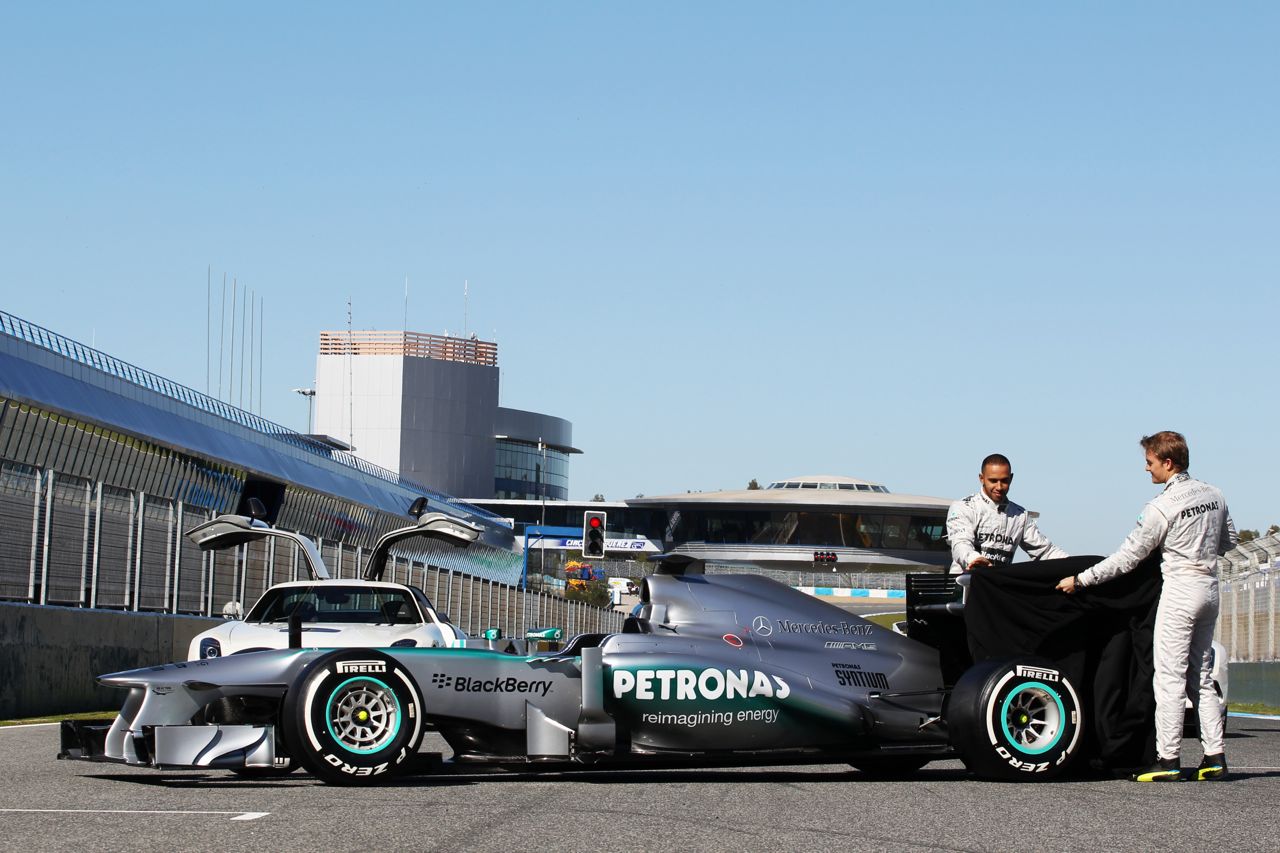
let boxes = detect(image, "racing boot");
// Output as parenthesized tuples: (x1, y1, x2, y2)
(1196, 753, 1227, 781)
(1131, 757, 1182, 782)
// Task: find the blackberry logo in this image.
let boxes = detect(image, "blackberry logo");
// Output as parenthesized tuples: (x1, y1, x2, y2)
(431, 673, 453, 689)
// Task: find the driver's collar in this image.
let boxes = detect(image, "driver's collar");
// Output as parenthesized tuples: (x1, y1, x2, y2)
(978, 490, 1008, 512)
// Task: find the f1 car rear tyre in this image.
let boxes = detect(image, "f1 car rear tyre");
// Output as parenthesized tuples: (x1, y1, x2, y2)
(948, 657, 1083, 781)
(283, 649, 426, 786)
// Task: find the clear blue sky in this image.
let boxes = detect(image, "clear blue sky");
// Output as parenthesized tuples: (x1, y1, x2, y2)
(2, 3, 1276, 553)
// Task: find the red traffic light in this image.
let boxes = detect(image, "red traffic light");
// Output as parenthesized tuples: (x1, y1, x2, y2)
(589, 516, 602, 529)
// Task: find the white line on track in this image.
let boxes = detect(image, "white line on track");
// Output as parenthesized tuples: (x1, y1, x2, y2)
(0, 809, 269, 821)
(0, 722, 62, 730)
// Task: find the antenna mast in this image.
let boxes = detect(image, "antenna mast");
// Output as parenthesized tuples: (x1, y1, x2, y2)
(347, 297, 355, 449)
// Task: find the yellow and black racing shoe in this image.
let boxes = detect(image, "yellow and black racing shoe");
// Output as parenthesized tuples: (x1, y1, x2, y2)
(1196, 753, 1227, 781)
(1131, 757, 1182, 782)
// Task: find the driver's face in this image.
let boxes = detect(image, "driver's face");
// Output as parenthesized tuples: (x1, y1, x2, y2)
(980, 463, 1013, 504)
(1145, 449, 1176, 484)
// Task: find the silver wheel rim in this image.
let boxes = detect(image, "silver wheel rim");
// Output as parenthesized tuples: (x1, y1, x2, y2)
(1003, 685, 1063, 751)
(327, 680, 400, 752)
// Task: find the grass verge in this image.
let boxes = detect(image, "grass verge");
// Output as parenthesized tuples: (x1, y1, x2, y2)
(864, 612, 905, 630)
(1, 710, 116, 727)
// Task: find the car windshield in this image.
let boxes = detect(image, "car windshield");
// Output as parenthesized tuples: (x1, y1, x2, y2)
(246, 585, 422, 625)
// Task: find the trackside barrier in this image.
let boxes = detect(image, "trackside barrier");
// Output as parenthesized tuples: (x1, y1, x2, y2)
(1228, 662, 1280, 708)
(797, 586, 907, 600)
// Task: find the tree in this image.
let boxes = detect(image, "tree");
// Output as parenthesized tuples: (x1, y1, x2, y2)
(591, 493, 605, 502)
(747, 478, 761, 490)
(1268, 524, 1280, 537)
(1239, 529, 1260, 544)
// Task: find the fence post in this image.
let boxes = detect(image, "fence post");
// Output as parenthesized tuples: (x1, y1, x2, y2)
(162, 501, 174, 613)
(131, 492, 145, 611)
(170, 502, 182, 612)
(1264, 573, 1274, 660)
(37, 469, 55, 605)
(89, 481, 103, 608)
(237, 542, 247, 612)
(198, 510, 210, 615)
(78, 479, 91, 606)
(1249, 581, 1258, 662)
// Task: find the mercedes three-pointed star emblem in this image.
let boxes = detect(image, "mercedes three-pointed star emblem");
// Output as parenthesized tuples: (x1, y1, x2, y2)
(751, 615, 773, 637)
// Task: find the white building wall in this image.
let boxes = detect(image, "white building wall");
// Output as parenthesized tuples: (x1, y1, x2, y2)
(314, 354, 403, 473)
(314, 351, 499, 498)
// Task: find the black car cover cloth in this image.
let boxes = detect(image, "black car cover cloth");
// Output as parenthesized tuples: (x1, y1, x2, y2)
(964, 554, 1162, 772)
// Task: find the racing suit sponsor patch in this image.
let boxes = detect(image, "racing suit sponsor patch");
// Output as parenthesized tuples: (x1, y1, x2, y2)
(612, 668, 791, 701)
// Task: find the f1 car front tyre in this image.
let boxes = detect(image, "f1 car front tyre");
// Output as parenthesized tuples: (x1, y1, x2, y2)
(948, 657, 1083, 781)
(283, 649, 425, 786)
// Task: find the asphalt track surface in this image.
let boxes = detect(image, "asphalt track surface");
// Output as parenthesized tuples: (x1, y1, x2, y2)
(4, 717, 1278, 852)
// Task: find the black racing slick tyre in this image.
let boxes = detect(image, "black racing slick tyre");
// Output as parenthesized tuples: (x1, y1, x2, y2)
(947, 657, 1083, 781)
(283, 650, 425, 786)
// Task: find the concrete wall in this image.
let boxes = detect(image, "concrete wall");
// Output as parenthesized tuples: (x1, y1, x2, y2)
(1230, 662, 1280, 708)
(0, 603, 219, 719)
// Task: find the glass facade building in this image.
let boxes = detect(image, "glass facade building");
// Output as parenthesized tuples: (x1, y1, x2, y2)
(494, 439, 570, 501)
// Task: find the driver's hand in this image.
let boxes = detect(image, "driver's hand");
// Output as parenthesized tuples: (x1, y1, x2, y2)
(967, 557, 993, 570)
(1056, 576, 1077, 594)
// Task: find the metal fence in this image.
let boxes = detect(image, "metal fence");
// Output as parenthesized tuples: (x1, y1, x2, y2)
(1220, 568, 1280, 663)
(0, 461, 623, 637)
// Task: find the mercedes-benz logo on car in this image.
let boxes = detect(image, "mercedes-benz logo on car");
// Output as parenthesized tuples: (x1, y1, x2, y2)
(752, 616, 773, 637)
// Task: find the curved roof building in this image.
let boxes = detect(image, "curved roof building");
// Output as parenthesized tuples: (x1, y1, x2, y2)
(626, 474, 954, 572)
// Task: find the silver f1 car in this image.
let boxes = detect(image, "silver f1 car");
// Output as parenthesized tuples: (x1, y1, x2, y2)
(59, 553, 1085, 785)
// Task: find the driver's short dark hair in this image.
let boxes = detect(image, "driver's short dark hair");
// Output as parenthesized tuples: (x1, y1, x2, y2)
(1141, 431, 1189, 471)
(981, 453, 1011, 472)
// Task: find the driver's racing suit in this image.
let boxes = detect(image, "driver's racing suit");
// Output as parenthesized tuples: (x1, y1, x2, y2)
(946, 490, 1068, 575)
(1076, 471, 1237, 762)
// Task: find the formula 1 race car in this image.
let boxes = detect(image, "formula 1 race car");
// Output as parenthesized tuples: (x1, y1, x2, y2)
(59, 555, 1090, 785)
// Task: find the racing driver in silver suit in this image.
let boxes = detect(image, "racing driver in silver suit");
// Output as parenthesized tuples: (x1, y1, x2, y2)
(947, 453, 1069, 575)
(1058, 431, 1237, 782)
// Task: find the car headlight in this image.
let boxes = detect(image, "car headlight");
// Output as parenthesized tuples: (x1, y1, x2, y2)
(199, 638, 222, 659)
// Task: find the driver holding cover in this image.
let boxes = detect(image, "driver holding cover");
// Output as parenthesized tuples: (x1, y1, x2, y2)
(947, 453, 1068, 574)
(1057, 431, 1237, 782)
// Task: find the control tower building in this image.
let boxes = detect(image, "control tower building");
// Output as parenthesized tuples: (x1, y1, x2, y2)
(313, 330, 577, 501)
